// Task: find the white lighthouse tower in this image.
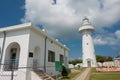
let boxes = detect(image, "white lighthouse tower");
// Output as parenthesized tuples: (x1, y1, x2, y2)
(79, 17, 97, 67)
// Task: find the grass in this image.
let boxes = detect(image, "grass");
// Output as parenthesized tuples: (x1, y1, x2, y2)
(90, 68, 120, 80)
(59, 72, 79, 80)
(59, 67, 86, 80)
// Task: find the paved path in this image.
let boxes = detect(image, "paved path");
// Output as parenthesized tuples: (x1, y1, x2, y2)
(72, 68, 91, 80)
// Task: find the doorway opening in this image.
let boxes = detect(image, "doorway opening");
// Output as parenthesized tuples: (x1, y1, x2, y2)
(4, 42, 20, 71)
(87, 61, 91, 67)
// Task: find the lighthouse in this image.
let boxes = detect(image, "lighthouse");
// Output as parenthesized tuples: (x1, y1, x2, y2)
(79, 17, 97, 67)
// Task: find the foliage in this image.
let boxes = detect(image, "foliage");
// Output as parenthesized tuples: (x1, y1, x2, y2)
(69, 55, 113, 65)
(96, 55, 113, 62)
(61, 66, 69, 77)
(96, 55, 104, 63)
(59, 68, 85, 80)
(115, 55, 120, 58)
(69, 59, 82, 66)
(60, 72, 79, 80)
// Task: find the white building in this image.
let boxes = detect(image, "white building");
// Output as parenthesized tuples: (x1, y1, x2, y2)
(103, 61, 114, 67)
(114, 57, 120, 67)
(75, 63, 83, 68)
(0, 23, 69, 80)
(68, 64, 74, 68)
(97, 62, 103, 67)
(79, 18, 97, 67)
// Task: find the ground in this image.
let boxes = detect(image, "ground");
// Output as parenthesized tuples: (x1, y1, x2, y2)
(90, 68, 120, 80)
(58, 67, 120, 80)
(59, 68, 85, 80)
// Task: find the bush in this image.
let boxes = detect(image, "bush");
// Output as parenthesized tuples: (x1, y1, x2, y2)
(61, 66, 69, 77)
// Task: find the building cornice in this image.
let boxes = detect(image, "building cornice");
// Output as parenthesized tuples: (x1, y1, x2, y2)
(0, 23, 69, 51)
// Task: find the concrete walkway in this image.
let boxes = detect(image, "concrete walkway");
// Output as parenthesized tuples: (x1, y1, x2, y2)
(72, 68, 91, 80)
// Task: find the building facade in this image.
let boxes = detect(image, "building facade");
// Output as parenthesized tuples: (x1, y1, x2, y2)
(114, 57, 120, 67)
(79, 18, 97, 67)
(0, 23, 69, 80)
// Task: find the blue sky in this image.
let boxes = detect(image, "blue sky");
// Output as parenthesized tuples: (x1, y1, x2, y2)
(0, 0, 120, 60)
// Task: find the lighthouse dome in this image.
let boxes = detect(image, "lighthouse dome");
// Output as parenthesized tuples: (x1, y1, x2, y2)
(79, 17, 94, 33)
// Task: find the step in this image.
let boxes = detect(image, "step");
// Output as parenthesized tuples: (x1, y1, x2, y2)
(42, 75, 49, 79)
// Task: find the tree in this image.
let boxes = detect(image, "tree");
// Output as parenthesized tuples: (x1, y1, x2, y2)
(61, 66, 68, 77)
(104, 56, 113, 61)
(115, 55, 120, 58)
(96, 55, 104, 63)
(69, 59, 82, 66)
(96, 55, 113, 63)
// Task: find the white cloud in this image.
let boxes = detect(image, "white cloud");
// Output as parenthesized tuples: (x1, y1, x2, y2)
(94, 30, 120, 46)
(94, 36, 107, 45)
(115, 30, 120, 39)
(22, 0, 120, 40)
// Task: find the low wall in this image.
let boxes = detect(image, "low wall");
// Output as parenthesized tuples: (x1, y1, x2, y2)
(0, 70, 43, 80)
(96, 67, 120, 72)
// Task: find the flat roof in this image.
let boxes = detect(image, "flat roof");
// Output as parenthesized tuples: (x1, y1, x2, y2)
(0, 23, 69, 51)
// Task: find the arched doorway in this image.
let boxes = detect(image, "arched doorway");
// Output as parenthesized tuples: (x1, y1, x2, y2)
(33, 47, 40, 70)
(87, 58, 91, 67)
(87, 61, 91, 67)
(4, 42, 20, 71)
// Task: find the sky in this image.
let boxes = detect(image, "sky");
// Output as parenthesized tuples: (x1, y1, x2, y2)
(0, 0, 120, 60)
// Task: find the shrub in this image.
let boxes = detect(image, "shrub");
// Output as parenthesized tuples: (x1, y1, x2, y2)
(61, 66, 69, 77)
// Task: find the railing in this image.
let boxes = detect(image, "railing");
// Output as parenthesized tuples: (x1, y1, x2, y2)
(3, 59, 19, 71)
(33, 59, 38, 70)
(0, 59, 56, 80)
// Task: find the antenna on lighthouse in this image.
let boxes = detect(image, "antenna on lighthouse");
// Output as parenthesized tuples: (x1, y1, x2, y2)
(82, 17, 90, 26)
(52, 0, 57, 5)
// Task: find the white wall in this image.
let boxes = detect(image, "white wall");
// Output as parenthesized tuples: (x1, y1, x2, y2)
(29, 29, 69, 75)
(46, 38, 64, 75)
(114, 59, 120, 67)
(0, 29, 30, 80)
(28, 29, 45, 70)
(82, 30, 96, 67)
(1, 29, 30, 67)
(0, 32, 4, 61)
(0, 25, 69, 80)
(64, 50, 69, 68)
(69, 64, 74, 68)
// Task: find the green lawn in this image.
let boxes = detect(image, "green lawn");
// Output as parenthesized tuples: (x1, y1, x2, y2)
(90, 68, 120, 80)
(59, 72, 79, 80)
(59, 68, 86, 80)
